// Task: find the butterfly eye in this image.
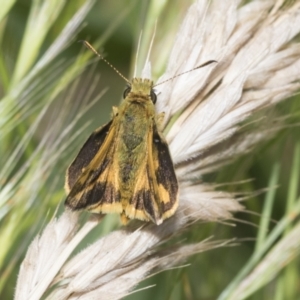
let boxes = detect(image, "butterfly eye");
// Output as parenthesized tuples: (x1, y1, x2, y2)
(123, 86, 131, 99)
(150, 90, 157, 104)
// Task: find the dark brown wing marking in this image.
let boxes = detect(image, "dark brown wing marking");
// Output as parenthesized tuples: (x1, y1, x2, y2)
(65, 121, 112, 192)
(151, 125, 179, 220)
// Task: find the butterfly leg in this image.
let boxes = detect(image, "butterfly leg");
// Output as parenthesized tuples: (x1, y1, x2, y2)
(155, 112, 165, 131)
(112, 106, 119, 117)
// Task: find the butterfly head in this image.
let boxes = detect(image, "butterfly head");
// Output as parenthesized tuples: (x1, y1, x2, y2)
(123, 78, 157, 104)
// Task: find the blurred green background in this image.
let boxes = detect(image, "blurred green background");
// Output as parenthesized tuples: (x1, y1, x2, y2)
(0, 0, 300, 299)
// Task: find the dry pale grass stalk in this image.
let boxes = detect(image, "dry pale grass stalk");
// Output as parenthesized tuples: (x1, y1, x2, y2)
(15, 0, 300, 299)
(15, 212, 101, 300)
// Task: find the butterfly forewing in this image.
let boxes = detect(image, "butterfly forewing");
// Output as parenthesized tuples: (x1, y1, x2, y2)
(152, 126, 179, 220)
(65, 121, 122, 214)
(65, 121, 112, 192)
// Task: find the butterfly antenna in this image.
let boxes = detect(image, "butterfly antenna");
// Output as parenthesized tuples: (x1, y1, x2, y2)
(81, 40, 131, 84)
(154, 60, 217, 87)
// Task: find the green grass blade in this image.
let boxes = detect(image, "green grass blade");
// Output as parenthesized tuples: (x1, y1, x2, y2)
(0, 0, 16, 22)
(11, 0, 66, 85)
(255, 162, 280, 251)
